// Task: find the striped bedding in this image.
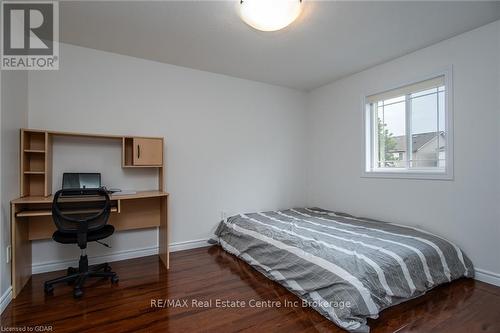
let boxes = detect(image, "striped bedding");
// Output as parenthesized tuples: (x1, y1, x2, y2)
(214, 208, 473, 332)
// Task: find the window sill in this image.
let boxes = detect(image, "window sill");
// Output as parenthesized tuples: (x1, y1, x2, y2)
(362, 169, 453, 180)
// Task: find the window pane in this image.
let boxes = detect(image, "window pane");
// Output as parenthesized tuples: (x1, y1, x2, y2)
(376, 100, 406, 168)
(410, 91, 440, 168)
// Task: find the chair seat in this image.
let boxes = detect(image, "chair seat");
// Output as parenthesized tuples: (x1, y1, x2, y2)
(53, 225, 115, 244)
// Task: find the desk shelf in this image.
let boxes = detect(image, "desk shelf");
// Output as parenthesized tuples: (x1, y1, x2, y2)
(16, 210, 52, 217)
(24, 149, 45, 153)
(23, 171, 45, 175)
(21, 130, 52, 197)
(16, 207, 118, 218)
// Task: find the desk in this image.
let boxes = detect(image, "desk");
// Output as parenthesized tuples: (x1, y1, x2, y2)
(11, 190, 169, 298)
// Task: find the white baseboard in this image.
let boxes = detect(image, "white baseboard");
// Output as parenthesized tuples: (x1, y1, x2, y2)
(475, 268, 500, 287)
(31, 239, 211, 274)
(169, 238, 210, 252)
(0, 286, 12, 315)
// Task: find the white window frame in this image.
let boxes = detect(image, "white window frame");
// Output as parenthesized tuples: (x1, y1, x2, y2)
(362, 67, 454, 180)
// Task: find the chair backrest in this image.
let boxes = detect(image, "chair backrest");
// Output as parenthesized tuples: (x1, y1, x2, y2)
(52, 188, 111, 235)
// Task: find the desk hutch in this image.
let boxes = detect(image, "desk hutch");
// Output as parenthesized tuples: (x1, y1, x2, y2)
(10, 129, 169, 298)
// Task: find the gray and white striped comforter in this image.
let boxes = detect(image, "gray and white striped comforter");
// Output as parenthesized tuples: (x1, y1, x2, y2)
(214, 208, 473, 332)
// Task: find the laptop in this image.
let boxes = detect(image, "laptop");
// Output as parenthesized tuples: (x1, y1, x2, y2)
(62, 173, 102, 196)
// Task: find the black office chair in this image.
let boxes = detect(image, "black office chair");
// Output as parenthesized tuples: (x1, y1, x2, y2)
(44, 188, 119, 298)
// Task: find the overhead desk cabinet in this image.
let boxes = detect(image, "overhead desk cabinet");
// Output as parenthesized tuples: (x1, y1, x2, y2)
(11, 129, 169, 298)
(124, 137, 163, 166)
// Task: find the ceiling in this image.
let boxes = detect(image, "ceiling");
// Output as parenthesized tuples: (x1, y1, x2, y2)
(60, 1, 500, 91)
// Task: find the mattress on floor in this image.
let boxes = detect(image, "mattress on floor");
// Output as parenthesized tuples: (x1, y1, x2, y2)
(215, 207, 474, 332)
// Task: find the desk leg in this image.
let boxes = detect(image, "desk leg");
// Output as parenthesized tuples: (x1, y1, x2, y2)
(11, 203, 31, 298)
(158, 196, 169, 269)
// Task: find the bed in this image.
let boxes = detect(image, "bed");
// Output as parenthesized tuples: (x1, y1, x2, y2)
(214, 207, 473, 332)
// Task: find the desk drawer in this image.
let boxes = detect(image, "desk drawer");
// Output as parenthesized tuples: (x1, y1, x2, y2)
(26, 198, 161, 240)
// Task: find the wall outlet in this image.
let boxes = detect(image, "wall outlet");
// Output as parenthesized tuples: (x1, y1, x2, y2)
(6, 245, 12, 264)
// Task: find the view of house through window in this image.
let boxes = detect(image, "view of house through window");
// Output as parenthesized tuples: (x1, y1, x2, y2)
(366, 75, 448, 175)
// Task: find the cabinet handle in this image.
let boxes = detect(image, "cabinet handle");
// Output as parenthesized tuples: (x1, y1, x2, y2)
(137, 145, 141, 159)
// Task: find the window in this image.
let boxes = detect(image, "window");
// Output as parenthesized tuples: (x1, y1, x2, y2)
(363, 71, 453, 179)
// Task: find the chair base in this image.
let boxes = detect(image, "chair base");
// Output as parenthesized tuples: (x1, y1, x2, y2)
(44, 255, 119, 298)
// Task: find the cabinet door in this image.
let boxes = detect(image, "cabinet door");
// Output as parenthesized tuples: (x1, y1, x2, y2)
(133, 138, 163, 166)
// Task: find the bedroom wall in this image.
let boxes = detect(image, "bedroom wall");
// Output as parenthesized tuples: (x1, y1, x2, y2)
(0, 71, 29, 309)
(27, 43, 307, 268)
(306, 20, 500, 285)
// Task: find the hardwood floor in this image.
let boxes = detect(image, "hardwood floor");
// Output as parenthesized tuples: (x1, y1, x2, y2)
(1, 246, 500, 333)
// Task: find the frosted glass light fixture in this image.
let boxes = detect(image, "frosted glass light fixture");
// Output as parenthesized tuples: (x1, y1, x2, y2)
(239, 0, 303, 32)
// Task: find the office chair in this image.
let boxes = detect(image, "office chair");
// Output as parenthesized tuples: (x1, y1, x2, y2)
(44, 188, 119, 298)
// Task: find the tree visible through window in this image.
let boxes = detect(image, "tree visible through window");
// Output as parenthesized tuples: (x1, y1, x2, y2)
(378, 118, 400, 167)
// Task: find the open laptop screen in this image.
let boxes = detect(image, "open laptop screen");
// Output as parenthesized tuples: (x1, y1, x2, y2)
(62, 173, 101, 190)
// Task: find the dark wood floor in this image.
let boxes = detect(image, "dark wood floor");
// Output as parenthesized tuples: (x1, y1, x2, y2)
(2, 246, 500, 333)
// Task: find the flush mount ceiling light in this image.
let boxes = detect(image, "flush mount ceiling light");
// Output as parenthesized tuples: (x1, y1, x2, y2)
(239, 0, 303, 32)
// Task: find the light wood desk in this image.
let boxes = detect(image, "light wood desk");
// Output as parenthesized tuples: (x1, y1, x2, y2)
(11, 129, 169, 298)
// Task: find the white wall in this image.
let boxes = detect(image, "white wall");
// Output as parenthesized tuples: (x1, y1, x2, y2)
(1, 71, 29, 305)
(307, 21, 500, 283)
(28, 43, 307, 267)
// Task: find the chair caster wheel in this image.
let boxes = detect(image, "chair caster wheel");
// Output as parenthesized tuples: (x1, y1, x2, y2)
(73, 288, 83, 298)
(44, 284, 54, 294)
(67, 267, 77, 275)
(111, 275, 119, 284)
(104, 265, 112, 272)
